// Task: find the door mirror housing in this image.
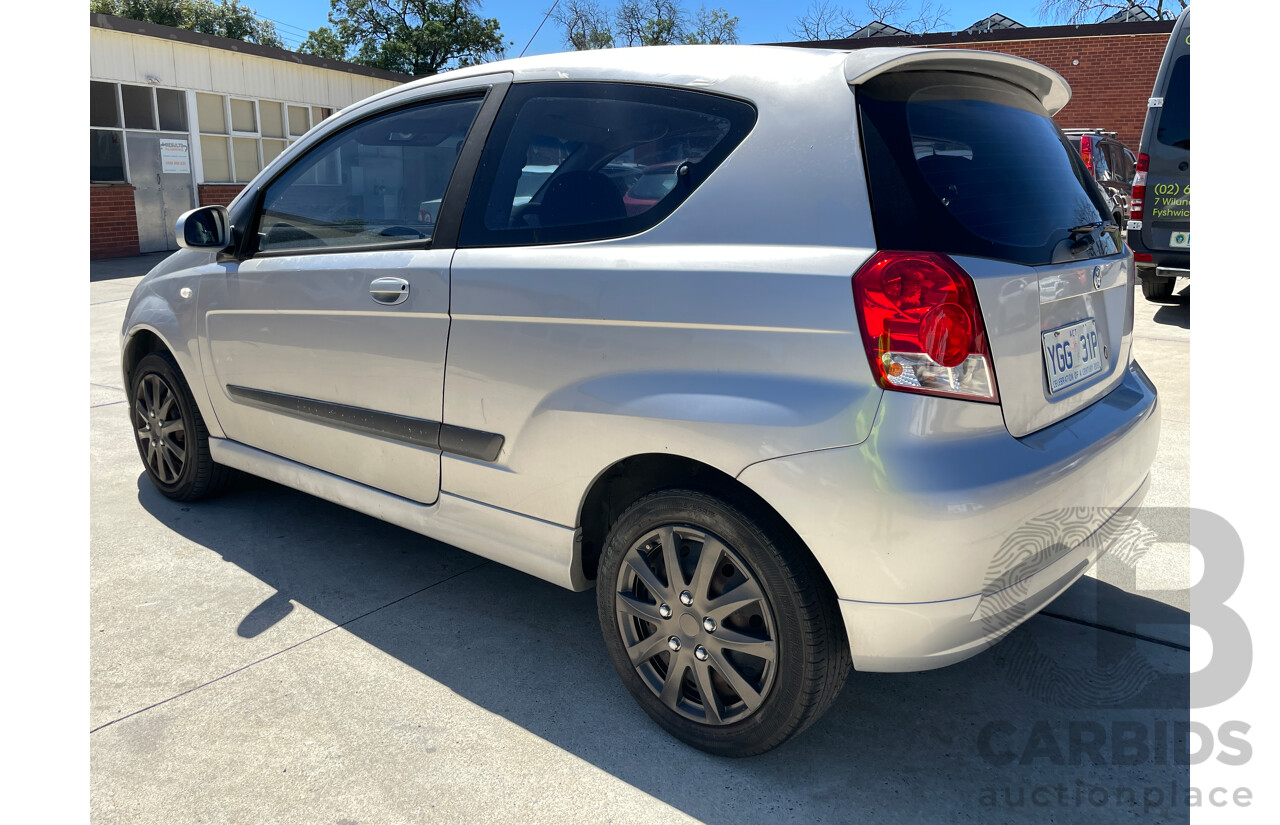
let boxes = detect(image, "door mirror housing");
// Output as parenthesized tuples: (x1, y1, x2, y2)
(175, 205, 230, 250)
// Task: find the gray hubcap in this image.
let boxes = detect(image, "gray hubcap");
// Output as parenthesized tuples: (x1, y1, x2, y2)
(134, 373, 187, 485)
(615, 524, 778, 725)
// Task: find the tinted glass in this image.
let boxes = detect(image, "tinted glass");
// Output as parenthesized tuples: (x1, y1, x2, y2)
(628, 167, 679, 200)
(1156, 56, 1190, 149)
(460, 82, 756, 247)
(156, 89, 187, 131)
(121, 84, 155, 130)
(90, 130, 125, 181)
(90, 82, 119, 128)
(858, 72, 1116, 266)
(256, 96, 483, 254)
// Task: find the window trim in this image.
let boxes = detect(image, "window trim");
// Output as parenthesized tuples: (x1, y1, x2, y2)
(238, 83, 507, 261)
(457, 81, 758, 250)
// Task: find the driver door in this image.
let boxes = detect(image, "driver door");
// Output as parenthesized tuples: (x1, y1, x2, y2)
(197, 92, 488, 505)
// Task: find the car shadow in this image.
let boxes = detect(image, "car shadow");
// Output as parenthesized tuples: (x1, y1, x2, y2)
(138, 473, 1191, 824)
(1152, 288, 1190, 330)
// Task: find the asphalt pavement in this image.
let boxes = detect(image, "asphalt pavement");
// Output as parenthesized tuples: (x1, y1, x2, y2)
(90, 256, 1192, 824)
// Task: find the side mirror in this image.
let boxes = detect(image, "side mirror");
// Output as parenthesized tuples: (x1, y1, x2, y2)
(175, 205, 230, 250)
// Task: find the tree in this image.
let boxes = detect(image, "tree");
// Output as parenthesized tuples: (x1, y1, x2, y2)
(615, 0, 684, 46)
(550, 1, 738, 51)
(790, 0, 950, 40)
(1037, 0, 1187, 24)
(298, 26, 349, 60)
(550, 0, 615, 50)
(684, 6, 739, 44)
(90, 0, 285, 48)
(307, 1, 509, 77)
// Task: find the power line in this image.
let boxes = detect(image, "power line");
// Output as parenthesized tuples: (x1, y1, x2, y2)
(521, 0, 560, 58)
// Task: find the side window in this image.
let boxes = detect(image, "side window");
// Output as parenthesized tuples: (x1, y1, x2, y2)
(460, 82, 755, 247)
(1091, 139, 1111, 180)
(255, 96, 483, 254)
(1156, 55, 1190, 150)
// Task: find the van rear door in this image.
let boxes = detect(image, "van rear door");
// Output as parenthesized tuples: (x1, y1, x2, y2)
(1131, 9, 1191, 257)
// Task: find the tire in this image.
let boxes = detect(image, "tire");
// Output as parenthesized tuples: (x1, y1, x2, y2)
(597, 489, 850, 756)
(130, 350, 230, 501)
(1141, 274, 1176, 302)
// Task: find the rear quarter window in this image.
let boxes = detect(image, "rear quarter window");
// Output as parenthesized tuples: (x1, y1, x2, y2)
(857, 72, 1117, 267)
(459, 82, 755, 247)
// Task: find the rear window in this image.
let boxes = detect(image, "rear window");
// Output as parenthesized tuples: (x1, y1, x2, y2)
(1156, 55, 1190, 149)
(857, 72, 1117, 267)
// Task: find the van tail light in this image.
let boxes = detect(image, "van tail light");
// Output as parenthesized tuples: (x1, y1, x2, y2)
(1079, 135, 1094, 173)
(1129, 152, 1149, 222)
(852, 251, 998, 402)
(1134, 252, 1153, 262)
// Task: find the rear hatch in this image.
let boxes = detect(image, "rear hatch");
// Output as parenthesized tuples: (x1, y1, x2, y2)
(851, 56, 1133, 437)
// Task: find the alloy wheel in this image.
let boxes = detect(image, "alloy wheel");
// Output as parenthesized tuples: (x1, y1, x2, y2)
(133, 372, 187, 486)
(614, 524, 778, 725)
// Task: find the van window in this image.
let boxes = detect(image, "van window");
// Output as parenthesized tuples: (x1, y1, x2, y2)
(858, 71, 1117, 267)
(1156, 55, 1190, 149)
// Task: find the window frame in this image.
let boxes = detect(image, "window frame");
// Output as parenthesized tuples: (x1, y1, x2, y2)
(237, 84, 506, 261)
(457, 81, 758, 249)
(90, 81, 196, 183)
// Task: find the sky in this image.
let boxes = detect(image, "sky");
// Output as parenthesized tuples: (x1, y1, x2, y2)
(242, 1, 1072, 57)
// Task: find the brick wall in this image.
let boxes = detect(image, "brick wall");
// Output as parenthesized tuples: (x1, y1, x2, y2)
(928, 33, 1170, 148)
(90, 184, 140, 259)
(198, 183, 247, 207)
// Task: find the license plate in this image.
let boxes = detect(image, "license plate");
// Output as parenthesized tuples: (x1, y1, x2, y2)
(1169, 231, 1190, 248)
(1043, 320, 1105, 394)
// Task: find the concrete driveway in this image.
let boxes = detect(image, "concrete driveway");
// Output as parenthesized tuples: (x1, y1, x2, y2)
(90, 262, 1191, 824)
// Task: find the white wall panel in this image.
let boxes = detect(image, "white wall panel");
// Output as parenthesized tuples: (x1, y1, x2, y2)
(92, 27, 402, 111)
(208, 51, 247, 96)
(130, 38, 177, 87)
(90, 30, 137, 82)
(173, 44, 212, 90)
(240, 58, 278, 100)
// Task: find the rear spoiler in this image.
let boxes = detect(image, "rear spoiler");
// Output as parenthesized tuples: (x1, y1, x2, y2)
(843, 48, 1071, 115)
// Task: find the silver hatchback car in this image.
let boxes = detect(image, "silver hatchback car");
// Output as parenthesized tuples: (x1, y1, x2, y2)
(122, 45, 1159, 756)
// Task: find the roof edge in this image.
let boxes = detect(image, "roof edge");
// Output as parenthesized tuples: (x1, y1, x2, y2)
(90, 12, 413, 84)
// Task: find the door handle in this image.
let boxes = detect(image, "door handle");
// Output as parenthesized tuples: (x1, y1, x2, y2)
(370, 277, 409, 305)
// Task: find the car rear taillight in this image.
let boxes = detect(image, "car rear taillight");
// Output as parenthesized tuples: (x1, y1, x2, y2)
(1134, 252, 1152, 262)
(852, 251, 998, 402)
(1079, 135, 1093, 174)
(1129, 152, 1149, 222)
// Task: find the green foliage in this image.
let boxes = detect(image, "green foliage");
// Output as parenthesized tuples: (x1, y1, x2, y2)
(684, 6, 740, 44)
(90, 0, 285, 48)
(551, 0, 738, 51)
(310, 1, 509, 76)
(298, 26, 349, 60)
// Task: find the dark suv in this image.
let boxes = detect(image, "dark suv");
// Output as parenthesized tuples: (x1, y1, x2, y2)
(1064, 129, 1137, 229)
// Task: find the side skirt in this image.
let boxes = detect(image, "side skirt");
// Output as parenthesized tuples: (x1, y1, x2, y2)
(209, 437, 589, 591)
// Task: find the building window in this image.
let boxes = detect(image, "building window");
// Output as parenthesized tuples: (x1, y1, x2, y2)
(194, 93, 332, 184)
(91, 130, 126, 182)
(89, 81, 193, 183)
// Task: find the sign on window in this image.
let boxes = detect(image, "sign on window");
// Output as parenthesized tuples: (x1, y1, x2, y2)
(160, 139, 191, 174)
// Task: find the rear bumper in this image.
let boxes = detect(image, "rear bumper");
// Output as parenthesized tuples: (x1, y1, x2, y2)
(837, 472, 1149, 671)
(1128, 237, 1189, 275)
(737, 360, 1160, 672)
